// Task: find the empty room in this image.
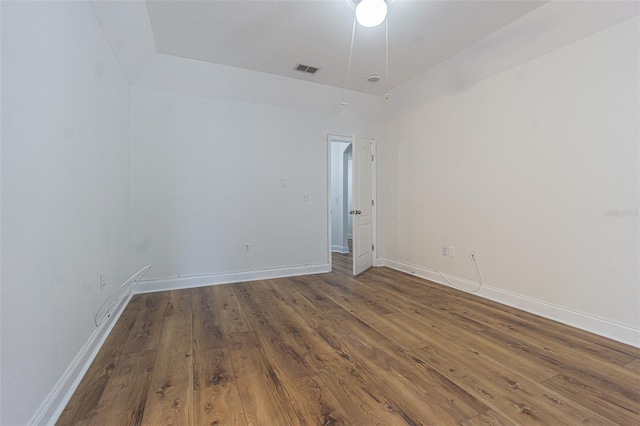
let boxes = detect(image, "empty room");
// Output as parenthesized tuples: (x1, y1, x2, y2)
(1, 0, 639, 425)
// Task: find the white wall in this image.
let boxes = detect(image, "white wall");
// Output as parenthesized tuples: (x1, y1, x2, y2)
(133, 53, 385, 123)
(1, 2, 131, 424)
(0, 6, 386, 420)
(383, 1, 639, 118)
(130, 77, 384, 285)
(382, 17, 639, 339)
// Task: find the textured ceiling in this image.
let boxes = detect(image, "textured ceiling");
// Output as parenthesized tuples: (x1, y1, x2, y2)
(146, 0, 547, 96)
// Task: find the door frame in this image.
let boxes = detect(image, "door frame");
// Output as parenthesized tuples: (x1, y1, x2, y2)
(327, 134, 377, 273)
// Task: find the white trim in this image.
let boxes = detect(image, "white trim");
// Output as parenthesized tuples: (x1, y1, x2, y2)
(331, 245, 350, 254)
(380, 258, 640, 348)
(135, 263, 330, 294)
(28, 291, 134, 425)
(370, 139, 377, 269)
(327, 135, 332, 273)
(327, 134, 353, 144)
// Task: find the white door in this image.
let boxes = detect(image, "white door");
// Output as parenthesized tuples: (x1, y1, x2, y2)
(352, 138, 374, 276)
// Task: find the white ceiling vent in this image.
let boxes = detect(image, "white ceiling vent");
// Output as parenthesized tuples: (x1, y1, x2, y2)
(294, 63, 320, 74)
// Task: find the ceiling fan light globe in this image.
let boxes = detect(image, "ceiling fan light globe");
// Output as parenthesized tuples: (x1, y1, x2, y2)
(355, 0, 387, 28)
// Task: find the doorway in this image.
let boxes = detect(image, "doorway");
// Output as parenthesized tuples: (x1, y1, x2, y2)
(330, 139, 352, 255)
(328, 135, 376, 276)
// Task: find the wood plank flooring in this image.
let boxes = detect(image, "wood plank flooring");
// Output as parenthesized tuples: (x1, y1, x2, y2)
(58, 253, 640, 425)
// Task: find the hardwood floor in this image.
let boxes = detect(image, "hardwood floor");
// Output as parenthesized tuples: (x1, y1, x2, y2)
(58, 253, 640, 425)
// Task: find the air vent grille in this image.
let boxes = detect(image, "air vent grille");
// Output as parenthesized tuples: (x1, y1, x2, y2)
(294, 63, 320, 74)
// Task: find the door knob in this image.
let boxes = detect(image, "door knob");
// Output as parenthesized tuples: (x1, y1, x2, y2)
(349, 210, 355, 215)
(356, 210, 362, 215)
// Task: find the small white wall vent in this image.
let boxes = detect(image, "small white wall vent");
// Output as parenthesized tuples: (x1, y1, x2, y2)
(294, 63, 320, 74)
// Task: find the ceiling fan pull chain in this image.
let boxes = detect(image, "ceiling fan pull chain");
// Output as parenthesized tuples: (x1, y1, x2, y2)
(385, 12, 390, 100)
(340, 16, 358, 107)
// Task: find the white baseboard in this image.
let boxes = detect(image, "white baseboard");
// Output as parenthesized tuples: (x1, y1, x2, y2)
(135, 263, 331, 294)
(28, 291, 134, 425)
(331, 245, 350, 254)
(380, 258, 640, 348)
(26, 262, 329, 424)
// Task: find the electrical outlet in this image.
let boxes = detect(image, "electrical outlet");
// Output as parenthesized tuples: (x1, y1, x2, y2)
(100, 273, 106, 290)
(244, 243, 251, 253)
(302, 193, 310, 202)
(470, 250, 477, 261)
(448, 246, 455, 258)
